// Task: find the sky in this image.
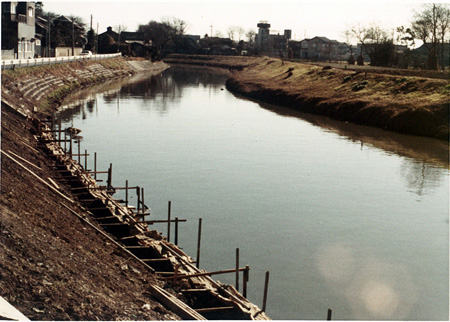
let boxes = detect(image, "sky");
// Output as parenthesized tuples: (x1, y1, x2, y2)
(43, 1, 434, 45)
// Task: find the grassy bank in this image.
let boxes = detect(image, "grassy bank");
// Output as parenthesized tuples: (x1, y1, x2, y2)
(226, 59, 449, 140)
(165, 54, 449, 140)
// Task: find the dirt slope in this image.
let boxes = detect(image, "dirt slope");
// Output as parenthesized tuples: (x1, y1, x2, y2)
(0, 104, 180, 321)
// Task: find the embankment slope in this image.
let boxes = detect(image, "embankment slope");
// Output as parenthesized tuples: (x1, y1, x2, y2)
(226, 58, 449, 140)
(0, 104, 180, 320)
(164, 54, 449, 140)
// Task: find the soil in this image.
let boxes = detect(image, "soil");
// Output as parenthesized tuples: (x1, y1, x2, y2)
(0, 104, 180, 320)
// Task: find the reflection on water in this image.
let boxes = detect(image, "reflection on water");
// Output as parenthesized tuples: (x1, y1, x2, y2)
(57, 66, 449, 320)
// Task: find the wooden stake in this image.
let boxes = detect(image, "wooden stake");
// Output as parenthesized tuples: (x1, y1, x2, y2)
(107, 163, 112, 189)
(125, 180, 128, 208)
(77, 139, 80, 164)
(137, 186, 140, 213)
(94, 152, 97, 180)
(84, 149, 87, 170)
(196, 218, 202, 268)
(69, 136, 72, 157)
(175, 217, 179, 246)
(262, 271, 269, 312)
(243, 265, 249, 298)
(167, 201, 171, 242)
(236, 248, 240, 291)
(327, 308, 332, 321)
(141, 187, 145, 216)
(58, 118, 62, 145)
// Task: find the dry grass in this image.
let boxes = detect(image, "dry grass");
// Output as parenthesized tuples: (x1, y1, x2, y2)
(226, 59, 450, 139)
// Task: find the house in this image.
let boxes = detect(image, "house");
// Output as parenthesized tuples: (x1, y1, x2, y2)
(97, 26, 119, 53)
(297, 36, 347, 61)
(308, 37, 340, 61)
(50, 15, 85, 57)
(1, 1, 36, 59)
(199, 36, 235, 55)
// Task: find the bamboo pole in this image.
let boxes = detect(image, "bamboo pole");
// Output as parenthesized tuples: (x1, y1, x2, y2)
(262, 271, 270, 312)
(196, 218, 202, 268)
(94, 152, 97, 180)
(167, 201, 171, 242)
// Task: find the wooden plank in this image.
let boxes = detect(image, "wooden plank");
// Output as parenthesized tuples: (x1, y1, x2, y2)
(47, 177, 60, 190)
(1, 150, 74, 204)
(161, 267, 249, 280)
(195, 306, 234, 313)
(7, 150, 42, 171)
(147, 284, 206, 320)
(94, 216, 120, 220)
(137, 219, 187, 224)
(142, 258, 171, 263)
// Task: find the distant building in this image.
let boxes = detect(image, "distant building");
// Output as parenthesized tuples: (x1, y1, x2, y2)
(356, 43, 408, 64)
(255, 21, 289, 57)
(1, 1, 36, 59)
(199, 36, 235, 55)
(296, 36, 348, 61)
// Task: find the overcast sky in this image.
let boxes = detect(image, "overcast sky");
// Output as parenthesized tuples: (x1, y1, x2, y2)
(43, 1, 430, 44)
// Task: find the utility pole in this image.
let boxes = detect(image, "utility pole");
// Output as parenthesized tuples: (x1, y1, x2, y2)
(210, 25, 213, 37)
(96, 23, 99, 54)
(47, 12, 50, 57)
(71, 18, 74, 56)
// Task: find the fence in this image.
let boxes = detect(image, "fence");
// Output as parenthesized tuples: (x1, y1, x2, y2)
(1, 53, 122, 70)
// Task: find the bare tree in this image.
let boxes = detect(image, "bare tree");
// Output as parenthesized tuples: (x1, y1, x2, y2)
(246, 29, 256, 44)
(347, 23, 394, 66)
(137, 17, 186, 59)
(227, 26, 236, 40)
(412, 3, 450, 70)
(236, 26, 245, 41)
(437, 6, 450, 70)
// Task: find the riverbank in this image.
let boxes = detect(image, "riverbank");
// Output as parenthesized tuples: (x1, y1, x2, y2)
(1, 58, 270, 320)
(1, 57, 168, 116)
(165, 54, 449, 140)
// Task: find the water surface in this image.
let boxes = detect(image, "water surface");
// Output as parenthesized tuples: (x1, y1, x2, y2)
(59, 66, 449, 320)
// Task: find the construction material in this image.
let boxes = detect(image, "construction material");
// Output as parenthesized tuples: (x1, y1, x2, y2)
(147, 285, 206, 320)
(1, 150, 74, 204)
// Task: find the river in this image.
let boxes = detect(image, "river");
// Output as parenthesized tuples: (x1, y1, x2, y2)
(58, 66, 449, 320)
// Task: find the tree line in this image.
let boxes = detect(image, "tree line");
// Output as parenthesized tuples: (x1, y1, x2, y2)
(38, 2, 449, 70)
(345, 3, 450, 70)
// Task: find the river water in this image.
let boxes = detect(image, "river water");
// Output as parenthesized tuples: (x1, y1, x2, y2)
(59, 66, 449, 320)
